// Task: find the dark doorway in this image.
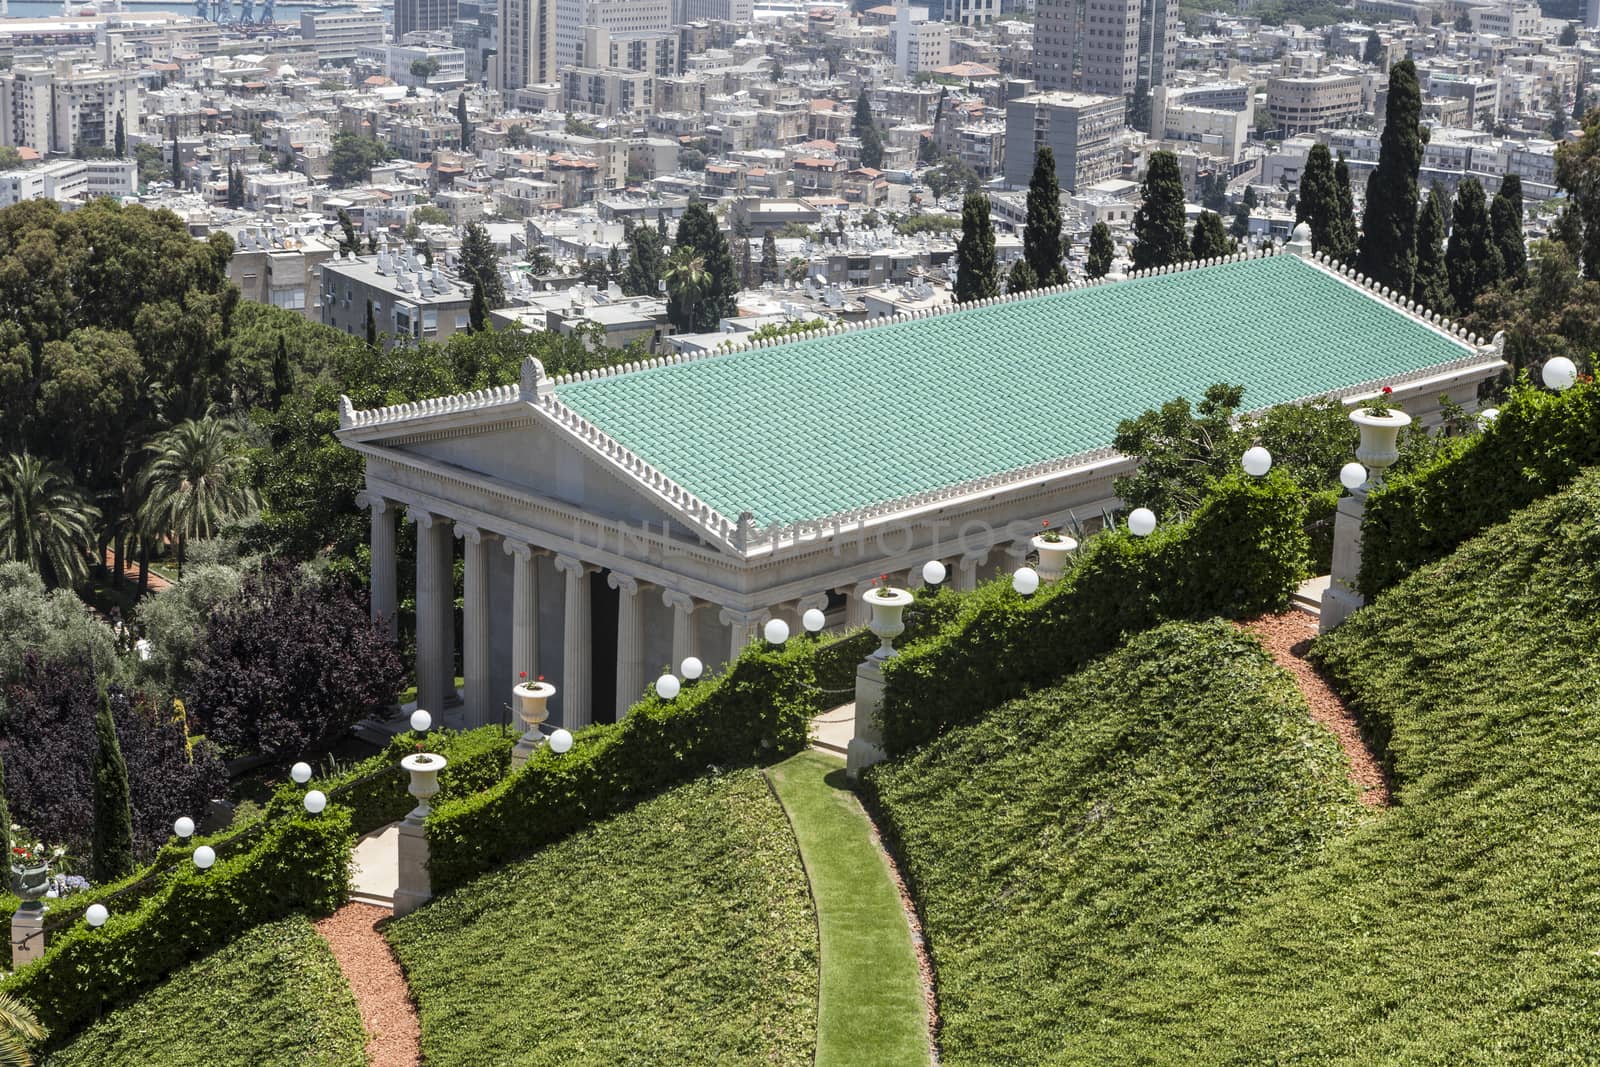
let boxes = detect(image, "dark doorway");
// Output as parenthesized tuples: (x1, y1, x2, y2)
(590, 568, 619, 724)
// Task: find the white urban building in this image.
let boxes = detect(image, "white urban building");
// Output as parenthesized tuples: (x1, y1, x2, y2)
(337, 239, 1502, 732)
(0, 157, 136, 207)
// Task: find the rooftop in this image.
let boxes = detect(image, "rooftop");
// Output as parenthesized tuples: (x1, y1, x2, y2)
(552, 253, 1482, 527)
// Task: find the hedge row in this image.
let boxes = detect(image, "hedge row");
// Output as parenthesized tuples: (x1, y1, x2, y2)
(876, 471, 1310, 755)
(4, 808, 352, 1041)
(1359, 378, 1600, 596)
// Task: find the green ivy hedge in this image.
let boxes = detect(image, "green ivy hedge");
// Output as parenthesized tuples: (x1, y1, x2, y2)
(4, 808, 352, 1041)
(877, 471, 1310, 755)
(426, 642, 823, 893)
(1359, 379, 1600, 596)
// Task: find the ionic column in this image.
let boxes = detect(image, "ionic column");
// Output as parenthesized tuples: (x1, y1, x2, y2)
(504, 539, 540, 687)
(954, 552, 985, 592)
(609, 572, 646, 718)
(845, 580, 876, 627)
(361, 494, 397, 639)
(456, 524, 493, 728)
(719, 606, 768, 664)
(1003, 540, 1031, 573)
(554, 554, 595, 729)
(411, 511, 454, 717)
(663, 589, 699, 671)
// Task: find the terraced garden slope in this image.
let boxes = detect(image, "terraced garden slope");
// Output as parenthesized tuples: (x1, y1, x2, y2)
(867, 621, 1363, 1064)
(386, 768, 818, 1067)
(44, 917, 365, 1067)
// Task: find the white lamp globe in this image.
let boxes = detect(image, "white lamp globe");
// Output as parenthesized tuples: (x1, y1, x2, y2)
(410, 709, 432, 733)
(1479, 407, 1500, 423)
(802, 608, 826, 633)
(1012, 567, 1040, 596)
(1543, 356, 1579, 391)
(655, 673, 680, 700)
(289, 762, 312, 785)
(921, 560, 947, 586)
(764, 618, 790, 644)
(1128, 508, 1157, 537)
(192, 845, 216, 871)
(680, 656, 704, 680)
(1241, 446, 1273, 477)
(303, 790, 327, 815)
(85, 904, 109, 928)
(1339, 462, 1368, 491)
(173, 816, 195, 839)
(548, 728, 574, 754)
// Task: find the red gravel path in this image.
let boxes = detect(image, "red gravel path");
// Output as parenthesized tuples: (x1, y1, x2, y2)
(314, 903, 423, 1067)
(1240, 613, 1392, 807)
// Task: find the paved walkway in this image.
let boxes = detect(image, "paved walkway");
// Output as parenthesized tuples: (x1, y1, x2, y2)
(1241, 612, 1392, 807)
(809, 703, 854, 756)
(315, 902, 422, 1067)
(351, 823, 400, 905)
(766, 751, 932, 1067)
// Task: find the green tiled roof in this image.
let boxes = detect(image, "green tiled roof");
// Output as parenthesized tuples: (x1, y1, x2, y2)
(554, 254, 1474, 526)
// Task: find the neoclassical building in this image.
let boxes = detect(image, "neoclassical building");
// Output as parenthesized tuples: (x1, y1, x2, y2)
(338, 233, 1505, 730)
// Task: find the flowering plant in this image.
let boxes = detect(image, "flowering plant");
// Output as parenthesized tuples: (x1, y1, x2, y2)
(1039, 520, 1062, 544)
(1360, 386, 1402, 417)
(10, 840, 63, 869)
(871, 573, 898, 598)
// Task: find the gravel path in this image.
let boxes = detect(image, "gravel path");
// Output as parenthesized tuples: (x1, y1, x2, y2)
(314, 902, 423, 1067)
(1241, 613, 1392, 807)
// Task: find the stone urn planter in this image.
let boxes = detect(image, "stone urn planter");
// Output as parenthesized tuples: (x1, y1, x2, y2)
(512, 681, 555, 731)
(864, 587, 913, 659)
(1350, 407, 1412, 482)
(401, 752, 448, 817)
(1031, 534, 1079, 582)
(11, 865, 48, 910)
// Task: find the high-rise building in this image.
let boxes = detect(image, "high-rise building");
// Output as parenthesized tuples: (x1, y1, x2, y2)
(1033, 0, 1176, 116)
(555, 0, 671, 72)
(395, 0, 459, 41)
(1002, 91, 1124, 191)
(498, 0, 558, 91)
(0, 61, 135, 156)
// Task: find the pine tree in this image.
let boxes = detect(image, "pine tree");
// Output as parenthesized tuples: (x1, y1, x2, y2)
(853, 91, 883, 169)
(1086, 221, 1115, 278)
(1131, 151, 1189, 270)
(460, 222, 505, 309)
(1190, 211, 1236, 259)
(1230, 204, 1250, 238)
(1023, 147, 1066, 285)
(1357, 59, 1424, 294)
(114, 112, 126, 157)
(761, 230, 779, 284)
(606, 243, 623, 285)
(1445, 178, 1503, 313)
(672, 200, 739, 330)
(1295, 144, 1342, 254)
(1006, 260, 1038, 294)
(622, 224, 665, 296)
(1491, 173, 1527, 282)
(1243, 185, 1258, 210)
(92, 688, 135, 883)
(953, 192, 998, 302)
(1332, 154, 1358, 261)
(1412, 186, 1452, 313)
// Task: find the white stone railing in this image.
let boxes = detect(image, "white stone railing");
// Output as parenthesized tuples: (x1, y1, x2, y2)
(339, 382, 523, 431)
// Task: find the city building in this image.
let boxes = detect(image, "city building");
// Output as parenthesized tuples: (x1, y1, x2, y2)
(224, 224, 339, 321)
(554, 0, 672, 72)
(498, 0, 559, 92)
(0, 60, 135, 155)
(1266, 73, 1363, 136)
(0, 157, 136, 206)
(298, 10, 386, 63)
(1002, 91, 1124, 191)
(321, 248, 476, 347)
(1033, 0, 1177, 108)
(396, 0, 460, 42)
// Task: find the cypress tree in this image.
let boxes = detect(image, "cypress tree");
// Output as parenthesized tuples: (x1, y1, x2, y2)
(1363, 30, 1383, 64)
(460, 222, 506, 309)
(271, 332, 292, 407)
(1332, 154, 1359, 261)
(171, 138, 182, 186)
(1130, 151, 1189, 270)
(853, 90, 883, 169)
(114, 112, 125, 157)
(92, 689, 135, 883)
(672, 201, 739, 330)
(365, 298, 377, 346)
(1491, 173, 1527, 282)
(1086, 221, 1115, 278)
(456, 91, 471, 147)
(1023, 147, 1065, 285)
(1445, 178, 1503, 312)
(1357, 59, 1424, 294)
(470, 283, 488, 331)
(1006, 260, 1039, 294)
(761, 230, 778, 284)
(1412, 186, 1452, 313)
(1189, 211, 1236, 259)
(0, 753, 11, 865)
(954, 192, 998, 302)
(1295, 144, 1342, 255)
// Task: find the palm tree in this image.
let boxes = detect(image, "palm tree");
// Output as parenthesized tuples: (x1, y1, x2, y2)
(0, 992, 43, 1066)
(136, 415, 259, 578)
(662, 247, 709, 331)
(0, 453, 101, 589)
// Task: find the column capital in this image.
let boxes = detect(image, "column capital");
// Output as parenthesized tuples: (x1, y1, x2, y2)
(661, 588, 697, 612)
(453, 522, 488, 545)
(1003, 541, 1031, 563)
(718, 605, 770, 628)
(503, 538, 534, 561)
(797, 592, 830, 614)
(355, 491, 390, 515)
(958, 550, 988, 570)
(606, 570, 643, 596)
(553, 553, 595, 578)
(408, 508, 445, 530)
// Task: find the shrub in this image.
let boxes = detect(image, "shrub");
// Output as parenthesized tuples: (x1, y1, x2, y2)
(130, 563, 244, 695)
(0, 564, 118, 686)
(90, 688, 135, 883)
(4, 806, 352, 1040)
(877, 471, 1309, 754)
(188, 562, 405, 758)
(1359, 377, 1600, 595)
(426, 641, 822, 892)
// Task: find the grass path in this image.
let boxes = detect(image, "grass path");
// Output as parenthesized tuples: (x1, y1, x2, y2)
(766, 751, 931, 1067)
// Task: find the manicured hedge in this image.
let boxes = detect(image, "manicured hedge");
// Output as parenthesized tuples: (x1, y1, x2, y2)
(5, 807, 352, 1041)
(1359, 378, 1600, 596)
(877, 471, 1309, 754)
(426, 641, 823, 892)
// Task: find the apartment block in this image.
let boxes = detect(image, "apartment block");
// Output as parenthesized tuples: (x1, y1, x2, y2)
(1002, 91, 1124, 192)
